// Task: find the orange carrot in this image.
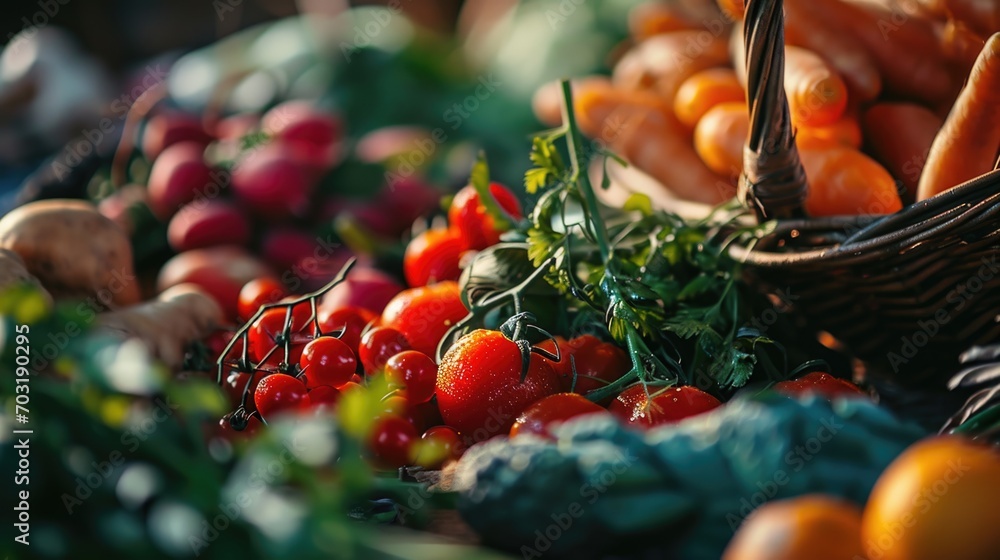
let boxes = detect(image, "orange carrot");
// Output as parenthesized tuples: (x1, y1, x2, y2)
(628, 3, 695, 40)
(800, 147, 903, 217)
(693, 101, 748, 180)
(577, 90, 733, 204)
(717, 0, 745, 21)
(784, 46, 849, 127)
(673, 68, 745, 129)
(612, 31, 731, 104)
(918, 33, 1000, 200)
(862, 103, 942, 203)
(533, 77, 613, 128)
(796, 116, 862, 150)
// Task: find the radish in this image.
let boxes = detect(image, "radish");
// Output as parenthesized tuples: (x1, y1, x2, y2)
(158, 246, 273, 320)
(231, 144, 312, 219)
(147, 142, 214, 221)
(319, 266, 403, 315)
(259, 227, 319, 271)
(142, 111, 213, 161)
(262, 100, 341, 148)
(167, 199, 251, 252)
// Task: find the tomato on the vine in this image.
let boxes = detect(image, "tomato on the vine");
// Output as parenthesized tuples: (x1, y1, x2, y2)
(436, 329, 561, 442)
(384, 350, 438, 404)
(317, 306, 376, 354)
(237, 278, 287, 321)
(223, 370, 268, 411)
(369, 415, 418, 468)
(254, 374, 309, 419)
(510, 393, 608, 439)
(609, 385, 721, 429)
(403, 228, 466, 288)
(299, 336, 357, 389)
(358, 327, 411, 375)
(247, 304, 313, 364)
(773, 372, 865, 399)
(305, 385, 340, 410)
(215, 413, 262, 441)
(538, 334, 631, 396)
(447, 182, 522, 250)
(380, 281, 468, 358)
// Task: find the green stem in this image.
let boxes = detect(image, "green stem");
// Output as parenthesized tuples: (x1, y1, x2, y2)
(560, 80, 611, 263)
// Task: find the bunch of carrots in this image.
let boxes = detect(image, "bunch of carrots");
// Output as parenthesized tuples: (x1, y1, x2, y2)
(534, 0, 1000, 216)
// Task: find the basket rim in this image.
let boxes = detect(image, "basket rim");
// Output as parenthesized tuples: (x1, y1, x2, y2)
(730, 168, 1000, 267)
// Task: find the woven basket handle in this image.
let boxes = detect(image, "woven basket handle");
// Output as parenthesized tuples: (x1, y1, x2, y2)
(739, 0, 808, 222)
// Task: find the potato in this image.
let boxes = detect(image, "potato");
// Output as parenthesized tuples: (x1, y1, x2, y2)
(0, 200, 140, 308)
(97, 283, 224, 370)
(0, 249, 53, 305)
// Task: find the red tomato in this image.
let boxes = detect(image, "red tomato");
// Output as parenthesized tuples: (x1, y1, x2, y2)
(317, 306, 377, 355)
(413, 425, 465, 468)
(380, 281, 468, 358)
(538, 334, 631, 396)
(403, 228, 466, 287)
(447, 183, 523, 250)
(247, 304, 312, 365)
(773, 372, 865, 399)
(238, 278, 288, 321)
(510, 393, 608, 439)
(369, 415, 418, 468)
(436, 329, 561, 442)
(358, 327, 411, 375)
(299, 336, 357, 389)
(534, 336, 574, 379)
(609, 385, 721, 429)
(214, 413, 262, 442)
(223, 370, 268, 411)
(384, 350, 438, 404)
(305, 385, 340, 411)
(254, 374, 309, 419)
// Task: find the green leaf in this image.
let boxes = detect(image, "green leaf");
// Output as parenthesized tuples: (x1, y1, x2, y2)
(524, 136, 564, 194)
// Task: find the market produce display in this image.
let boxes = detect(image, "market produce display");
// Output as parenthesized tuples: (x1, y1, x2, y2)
(3, 0, 1000, 559)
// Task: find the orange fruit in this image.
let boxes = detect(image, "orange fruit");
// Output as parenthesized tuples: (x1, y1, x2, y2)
(723, 494, 865, 560)
(862, 436, 1000, 560)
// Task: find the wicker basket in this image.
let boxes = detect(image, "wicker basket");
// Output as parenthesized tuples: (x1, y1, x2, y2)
(729, 0, 1000, 400)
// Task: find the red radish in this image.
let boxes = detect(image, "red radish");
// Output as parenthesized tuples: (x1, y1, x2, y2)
(383, 178, 445, 226)
(262, 100, 341, 148)
(157, 246, 273, 320)
(167, 199, 250, 252)
(147, 142, 214, 220)
(231, 144, 312, 219)
(355, 126, 433, 163)
(142, 111, 213, 161)
(98, 184, 148, 234)
(213, 112, 260, 141)
(319, 266, 403, 315)
(260, 228, 319, 271)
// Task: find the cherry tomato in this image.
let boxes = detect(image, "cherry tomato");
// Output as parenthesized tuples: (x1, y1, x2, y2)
(609, 385, 721, 429)
(247, 304, 312, 365)
(412, 425, 465, 468)
(369, 415, 418, 468)
(358, 327, 411, 375)
(773, 372, 865, 399)
(380, 281, 468, 358)
(299, 336, 357, 389)
(436, 329, 561, 442)
(377, 395, 411, 420)
(215, 413, 262, 441)
(206, 329, 242, 361)
(538, 335, 631, 396)
(254, 374, 309, 420)
(237, 278, 287, 321)
(510, 393, 608, 439)
(317, 306, 376, 354)
(305, 385, 340, 410)
(447, 183, 523, 250)
(384, 350, 438, 404)
(223, 370, 268, 411)
(403, 228, 466, 288)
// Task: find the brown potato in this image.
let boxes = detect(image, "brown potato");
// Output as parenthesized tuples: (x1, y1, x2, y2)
(0, 199, 140, 308)
(0, 248, 53, 305)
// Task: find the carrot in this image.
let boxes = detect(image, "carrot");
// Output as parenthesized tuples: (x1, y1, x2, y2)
(628, 3, 695, 40)
(717, 0, 745, 21)
(796, 116, 862, 150)
(783, 0, 882, 101)
(693, 101, 748, 180)
(612, 31, 731, 104)
(783, 46, 849, 127)
(800, 147, 903, 217)
(862, 103, 942, 203)
(673, 68, 745, 129)
(918, 33, 1000, 200)
(533, 77, 613, 128)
